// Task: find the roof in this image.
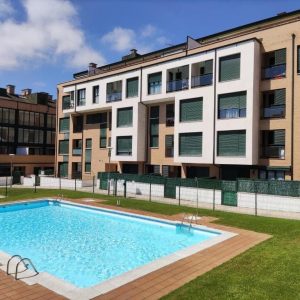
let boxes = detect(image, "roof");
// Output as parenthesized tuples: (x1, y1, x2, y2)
(71, 9, 300, 80)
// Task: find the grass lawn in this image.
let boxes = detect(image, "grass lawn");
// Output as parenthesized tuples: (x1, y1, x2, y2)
(1, 189, 300, 299)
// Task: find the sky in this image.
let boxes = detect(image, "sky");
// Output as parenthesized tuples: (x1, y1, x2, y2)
(0, 0, 299, 98)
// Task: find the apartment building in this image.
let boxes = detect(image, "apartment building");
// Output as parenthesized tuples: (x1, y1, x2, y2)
(0, 85, 56, 179)
(56, 10, 300, 181)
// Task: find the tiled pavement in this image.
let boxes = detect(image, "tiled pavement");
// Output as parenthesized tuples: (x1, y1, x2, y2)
(0, 199, 271, 300)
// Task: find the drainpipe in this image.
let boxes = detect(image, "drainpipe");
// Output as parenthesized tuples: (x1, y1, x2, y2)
(212, 49, 217, 177)
(291, 34, 296, 180)
(55, 88, 59, 177)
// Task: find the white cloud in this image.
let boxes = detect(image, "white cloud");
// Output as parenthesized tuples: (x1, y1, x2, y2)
(0, 0, 14, 18)
(0, 0, 105, 70)
(101, 25, 170, 54)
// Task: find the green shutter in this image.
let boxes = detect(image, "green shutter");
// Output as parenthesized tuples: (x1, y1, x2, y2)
(149, 73, 162, 83)
(165, 135, 174, 148)
(86, 139, 92, 148)
(219, 54, 240, 81)
(274, 89, 285, 105)
(218, 130, 246, 156)
(59, 140, 69, 154)
(219, 92, 246, 110)
(180, 98, 203, 122)
(179, 132, 202, 156)
(117, 136, 132, 155)
(127, 78, 139, 97)
(273, 130, 285, 145)
(117, 107, 133, 127)
(85, 162, 91, 173)
(59, 118, 69, 132)
(100, 124, 107, 148)
(274, 48, 286, 65)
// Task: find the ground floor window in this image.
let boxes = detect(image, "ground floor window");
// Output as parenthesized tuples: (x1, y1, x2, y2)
(259, 170, 285, 180)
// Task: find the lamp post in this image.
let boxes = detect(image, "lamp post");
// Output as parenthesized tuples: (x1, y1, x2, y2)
(107, 147, 112, 195)
(9, 153, 15, 188)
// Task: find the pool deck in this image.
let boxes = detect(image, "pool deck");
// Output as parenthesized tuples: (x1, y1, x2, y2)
(0, 198, 271, 300)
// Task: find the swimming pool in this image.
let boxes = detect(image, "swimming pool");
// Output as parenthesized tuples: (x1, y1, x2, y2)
(0, 200, 234, 297)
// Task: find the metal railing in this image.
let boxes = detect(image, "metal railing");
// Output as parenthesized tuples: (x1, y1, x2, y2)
(148, 84, 162, 95)
(77, 99, 86, 106)
(72, 148, 82, 156)
(167, 79, 189, 92)
(191, 73, 213, 87)
(262, 105, 285, 118)
(218, 108, 246, 119)
(261, 145, 285, 159)
(106, 92, 122, 102)
(262, 64, 286, 79)
(62, 99, 74, 110)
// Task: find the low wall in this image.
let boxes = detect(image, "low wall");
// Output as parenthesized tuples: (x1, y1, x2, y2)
(0, 177, 12, 186)
(39, 177, 82, 189)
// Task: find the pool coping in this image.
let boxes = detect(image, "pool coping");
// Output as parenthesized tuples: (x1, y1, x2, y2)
(0, 198, 237, 300)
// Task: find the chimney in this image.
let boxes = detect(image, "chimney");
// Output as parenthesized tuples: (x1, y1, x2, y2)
(88, 62, 97, 74)
(6, 84, 15, 95)
(21, 88, 32, 97)
(122, 49, 140, 61)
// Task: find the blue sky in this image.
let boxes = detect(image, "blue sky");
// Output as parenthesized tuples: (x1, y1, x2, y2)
(0, 0, 299, 97)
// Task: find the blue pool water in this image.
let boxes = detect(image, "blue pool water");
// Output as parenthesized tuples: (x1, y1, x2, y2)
(0, 201, 219, 288)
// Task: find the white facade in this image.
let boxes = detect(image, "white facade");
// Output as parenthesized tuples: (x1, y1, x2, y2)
(62, 39, 260, 166)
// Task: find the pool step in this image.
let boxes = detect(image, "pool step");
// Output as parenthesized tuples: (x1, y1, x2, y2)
(6, 254, 39, 280)
(180, 213, 201, 230)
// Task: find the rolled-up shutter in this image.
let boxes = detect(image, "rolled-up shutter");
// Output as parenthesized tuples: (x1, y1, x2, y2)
(59, 118, 69, 132)
(85, 149, 91, 162)
(179, 132, 202, 156)
(219, 54, 240, 81)
(59, 140, 69, 154)
(117, 136, 132, 155)
(274, 48, 286, 65)
(219, 92, 246, 110)
(180, 98, 203, 121)
(117, 107, 133, 127)
(100, 124, 107, 148)
(273, 130, 285, 145)
(127, 77, 139, 98)
(274, 89, 285, 105)
(148, 73, 162, 84)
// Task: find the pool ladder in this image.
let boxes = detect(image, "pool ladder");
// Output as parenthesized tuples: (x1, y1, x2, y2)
(180, 213, 198, 230)
(6, 255, 39, 280)
(57, 194, 64, 201)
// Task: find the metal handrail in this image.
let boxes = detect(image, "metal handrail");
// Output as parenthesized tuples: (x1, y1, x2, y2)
(15, 258, 39, 280)
(6, 255, 24, 275)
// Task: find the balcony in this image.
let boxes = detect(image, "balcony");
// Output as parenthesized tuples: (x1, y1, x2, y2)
(261, 146, 285, 159)
(218, 108, 246, 119)
(72, 148, 82, 156)
(191, 73, 213, 88)
(167, 79, 189, 92)
(106, 92, 122, 102)
(262, 64, 286, 80)
(262, 105, 285, 118)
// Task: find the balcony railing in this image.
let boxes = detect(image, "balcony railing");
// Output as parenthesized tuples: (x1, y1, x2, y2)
(116, 150, 132, 156)
(167, 79, 189, 92)
(218, 108, 246, 119)
(261, 146, 285, 159)
(262, 105, 285, 118)
(106, 92, 122, 102)
(77, 99, 86, 106)
(62, 99, 74, 110)
(72, 148, 82, 156)
(191, 73, 213, 88)
(262, 64, 286, 79)
(148, 84, 162, 95)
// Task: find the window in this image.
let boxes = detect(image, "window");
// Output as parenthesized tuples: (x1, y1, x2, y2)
(62, 92, 74, 109)
(261, 130, 285, 159)
(93, 85, 99, 104)
(85, 138, 92, 173)
(262, 48, 286, 79)
(166, 104, 174, 126)
(150, 106, 159, 147)
(117, 136, 132, 155)
(217, 130, 246, 156)
(59, 162, 68, 178)
(218, 91, 246, 119)
(73, 116, 83, 133)
(59, 117, 69, 132)
(99, 112, 107, 148)
(77, 89, 86, 106)
(219, 53, 240, 82)
(86, 113, 101, 124)
(59, 140, 69, 155)
(259, 169, 285, 180)
(72, 139, 82, 156)
(148, 72, 162, 95)
(180, 98, 203, 122)
(165, 135, 174, 157)
(179, 132, 202, 156)
(107, 81, 122, 102)
(192, 59, 213, 87)
(117, 107, 133, 127)
(145, 164, 160, 174)
(126, 77, 139, 98)
(262, 89, 285, 118)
